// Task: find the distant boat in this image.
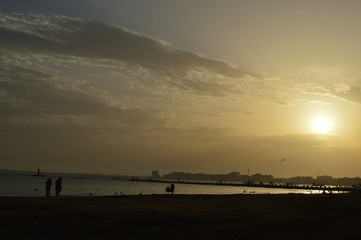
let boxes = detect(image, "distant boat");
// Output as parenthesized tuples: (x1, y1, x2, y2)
(32, 167, 44, 177)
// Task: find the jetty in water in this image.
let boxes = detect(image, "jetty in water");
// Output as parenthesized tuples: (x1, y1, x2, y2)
(129, 177, 360, 193)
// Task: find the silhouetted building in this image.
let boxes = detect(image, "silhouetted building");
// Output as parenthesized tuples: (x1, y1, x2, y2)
(152, 170, 160, 178)
(163, 171, 274, 183)
(318, 175, 333, 185)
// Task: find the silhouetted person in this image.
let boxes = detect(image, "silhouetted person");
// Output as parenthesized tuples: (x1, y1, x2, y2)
(55, 177, 62, 196)
(45, 178, 52, 197)
(170, 183, 175, 194)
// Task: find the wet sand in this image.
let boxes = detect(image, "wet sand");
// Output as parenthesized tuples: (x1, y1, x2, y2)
(1, 194, 361, 240)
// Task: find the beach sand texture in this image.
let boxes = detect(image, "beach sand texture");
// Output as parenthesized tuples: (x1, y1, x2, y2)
(1, 194, 361, 239)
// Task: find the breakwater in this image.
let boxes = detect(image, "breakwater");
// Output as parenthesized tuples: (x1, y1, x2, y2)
(129, 178, 359, 193)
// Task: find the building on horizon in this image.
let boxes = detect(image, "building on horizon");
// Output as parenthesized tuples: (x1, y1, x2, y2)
(152, 170, 160, 178)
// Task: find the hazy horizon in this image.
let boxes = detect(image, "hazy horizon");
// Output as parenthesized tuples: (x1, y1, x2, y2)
(2, 167, 359, 180)
(1, 1, 361, 178)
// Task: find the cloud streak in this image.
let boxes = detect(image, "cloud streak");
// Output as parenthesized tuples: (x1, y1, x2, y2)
(0, 12, 250, 79)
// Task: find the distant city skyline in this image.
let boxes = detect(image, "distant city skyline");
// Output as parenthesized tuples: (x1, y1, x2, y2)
(1, 1, 361, 177)
(3, 167, 360, 187)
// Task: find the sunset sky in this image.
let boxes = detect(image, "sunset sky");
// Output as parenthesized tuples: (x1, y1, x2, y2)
(1, 0, 361, 178)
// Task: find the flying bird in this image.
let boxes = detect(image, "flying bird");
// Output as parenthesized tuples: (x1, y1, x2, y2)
(280, 158, 287, 163)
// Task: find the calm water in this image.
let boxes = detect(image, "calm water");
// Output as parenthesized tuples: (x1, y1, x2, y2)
(0, 170, 319, 196)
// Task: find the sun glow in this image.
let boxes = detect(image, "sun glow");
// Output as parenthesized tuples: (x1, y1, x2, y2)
(312, 117, 331, 134)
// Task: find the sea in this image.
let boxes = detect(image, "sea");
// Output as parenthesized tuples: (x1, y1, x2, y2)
(0, 169, 335, 197)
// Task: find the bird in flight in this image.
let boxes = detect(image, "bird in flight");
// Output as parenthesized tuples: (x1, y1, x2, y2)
(280, 158, 287, 163)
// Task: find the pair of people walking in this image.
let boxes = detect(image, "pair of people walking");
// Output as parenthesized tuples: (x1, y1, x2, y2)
(166, 183, 175, 194)
(45, 177, 62, 197)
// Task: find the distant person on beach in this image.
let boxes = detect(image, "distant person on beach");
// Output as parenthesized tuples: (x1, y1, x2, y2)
(45, 178, 52, 197)
(170, 183, 175, 194)
(165, 183, 175, 194)
(55, 177, 62, 196)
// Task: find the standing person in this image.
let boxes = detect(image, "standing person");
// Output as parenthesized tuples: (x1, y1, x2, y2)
(170, 182, 175, 194)
(55, 177, 62, 196)
(45, 178, 52, 197)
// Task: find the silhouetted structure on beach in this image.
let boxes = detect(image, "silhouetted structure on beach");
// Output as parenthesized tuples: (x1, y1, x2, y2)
(152, 170, 160, 179)
(163, 172, 273, 184)
(32, 167, 44, 177)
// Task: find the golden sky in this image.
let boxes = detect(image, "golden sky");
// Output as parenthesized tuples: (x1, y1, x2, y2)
(1, 1, 361, 177)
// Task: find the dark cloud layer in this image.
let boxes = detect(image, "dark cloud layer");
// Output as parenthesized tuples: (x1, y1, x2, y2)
(0, 63, 162, 134)
(0, 13, 248, 78)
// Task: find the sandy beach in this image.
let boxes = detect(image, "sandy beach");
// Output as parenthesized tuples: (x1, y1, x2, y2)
(1, 194, 361, 240)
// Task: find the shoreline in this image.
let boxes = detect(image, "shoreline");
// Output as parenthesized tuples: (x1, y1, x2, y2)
(130, 178, 357, 192)
(2, 193, 361, 239)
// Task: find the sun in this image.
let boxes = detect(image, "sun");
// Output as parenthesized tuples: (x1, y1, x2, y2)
(312, 117, 331, 134)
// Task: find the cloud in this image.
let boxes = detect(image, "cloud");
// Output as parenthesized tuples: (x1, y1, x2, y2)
(0, 12, 260, 99)
(0, 63, 163, 136)
(164, 76, 243, 97)
(298, 82, 361, 105)
(280, 78, 361, 106)
(0, 12, 250, 79)
(332, 86, 361, 105)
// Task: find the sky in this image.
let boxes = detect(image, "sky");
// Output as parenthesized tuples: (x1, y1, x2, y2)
(1, 0, 361, 178)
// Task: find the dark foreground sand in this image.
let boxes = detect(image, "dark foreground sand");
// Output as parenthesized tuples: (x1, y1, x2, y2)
(1, 194, 361, 240)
